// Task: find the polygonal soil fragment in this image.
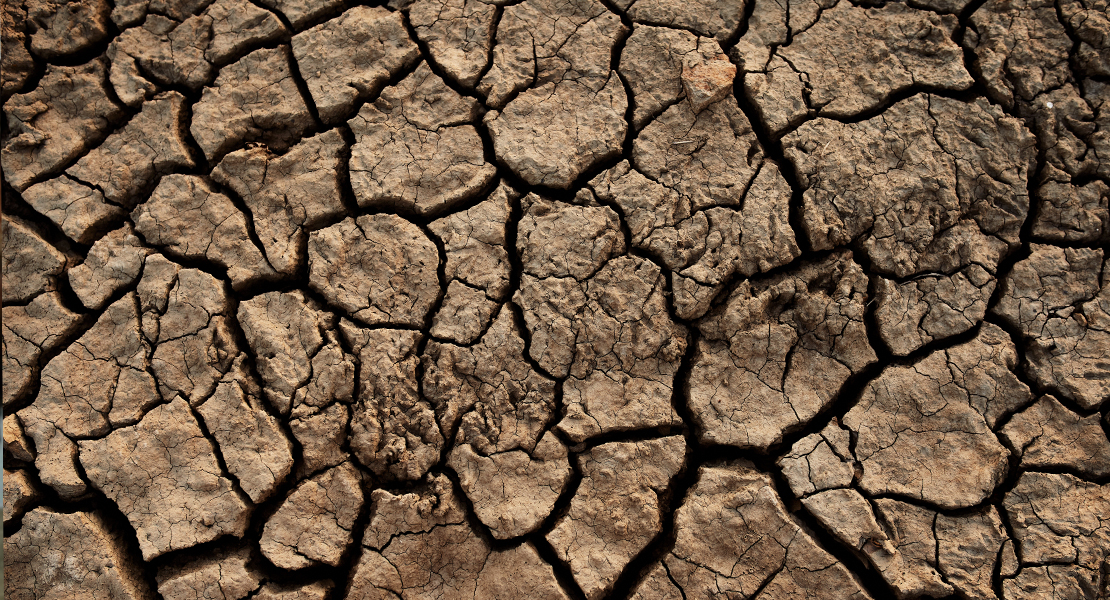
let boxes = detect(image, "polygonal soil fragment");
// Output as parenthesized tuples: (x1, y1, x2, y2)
(625, 0, 743, 41)
(844, 323, 1031, 509)
(749, 1, 970, 128)
(1028, 275, 1110, 405)
(4, 413, 34, 462)
(2, 57, 124, 191)
(628, 564, 683, 600)
(548, 436, 686, 600)
(309, 214, 439, 327)
(448, 432, 571, 539)
(20, 292, 154, 498)
(197, 358, 294, 503)
(1004, 565, 1110, 600)
(428, 181, 515, 300)
(3, 469, 40, 524)
(1061, 0, 1110, 78)
(4, 508, 152, 600)
(1001, 395, 1110, 478)
(175, 0, 286, 65)
(632, 88, 763, 213)
(517, 194, 625, 280)
(138, 255, 241, 405)
(776, 421, 856, 498)
(994, 245, 1103, 338)
(110, 0, 217, 28)
(1, 0, 34, 98)
(681, 44, 737, 114)
(409, 0, 496, 88)
(156, 545, 261, 600)
(935, 509, 1013, 600)
(619, 26, 700, 129)
(292, 402, 351, 478)
(631, 30, 736, 124)
(874, 265, 996, 355)
(22, 176, 124, 244)
(591, 158, 799, 320)
(352, 475, 569, 600)
(803, 491, 951, 598)
(348, 62, 496, 216)
(690, 251, 875, 449)
(1, 216, 66, 304)
(1003, 472, 1110, 599)
(426, 181, 516, 342)
(79, 396, 251, 560)
(994, 245, 1110, 408)
(811, 490, 1010, 600)
(292, 6, 420, 123)
(238, 290, 353, 416)
(107, 0, 287, 104)
(27, 0, 111, 59)
(191, 46, 312, 162)
(1032, 179, 1110, 244)
(663, 463, 871, 600)
(66, 92, 196, 208)
(257, 0, 342, 28)
(353, 535, 570, 599)
(423, 306, 556, 455)
(1021, 83, 1101, 180)
(869, 501, 958, 598)
(16, 419, 85, 501)
(516, 251, 688, 441)
(342, 323, 442, 482)
(292, 335, 353, 431)
(429, 281, 499, 344)
(360, 472, 466, 551)
(478, 0, 625, 107)
(260, 461, 364, 569)
(966, 0, 1071, 108)
(486, 76, 627, 189)
(68, 225, 151, 312)
(133, 175, 275, 289)
(784, 94, 1034, 276)
(741, 55, 811, 136)
(425, 309, 559, 529)
(212, 129, 347, 276)
(2, 291, 81, 407)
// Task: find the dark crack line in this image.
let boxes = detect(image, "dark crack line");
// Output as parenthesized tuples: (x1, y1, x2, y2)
(8, 3, 1110, 600)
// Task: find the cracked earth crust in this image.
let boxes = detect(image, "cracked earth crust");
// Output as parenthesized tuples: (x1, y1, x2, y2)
(3, 0, 1110, 598)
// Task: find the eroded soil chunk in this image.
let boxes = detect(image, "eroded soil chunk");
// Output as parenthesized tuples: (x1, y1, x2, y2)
(663, 463, 872, 600)
(79, 397, 251, 561)
(690, 252, 875, 449)
(309, 214, 440, 327)
(349, 63, 496, 216)
(5, 508, 152, 600)
(844, 324, 1031, 509)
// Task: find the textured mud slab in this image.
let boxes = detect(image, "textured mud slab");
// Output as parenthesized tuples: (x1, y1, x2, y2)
(3, 0, 1110, 599)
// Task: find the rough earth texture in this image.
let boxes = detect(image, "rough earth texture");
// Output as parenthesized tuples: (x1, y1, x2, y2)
(4, 1, 1110, 599)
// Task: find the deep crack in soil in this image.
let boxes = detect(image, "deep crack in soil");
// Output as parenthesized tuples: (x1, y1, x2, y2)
(4, 0, 1110, 598)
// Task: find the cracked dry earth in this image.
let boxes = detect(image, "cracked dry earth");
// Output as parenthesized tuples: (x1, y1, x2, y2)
(4, 0, 1110, 598)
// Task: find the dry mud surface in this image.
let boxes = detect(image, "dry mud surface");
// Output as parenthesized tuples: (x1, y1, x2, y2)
(3, 0, 1110, 598)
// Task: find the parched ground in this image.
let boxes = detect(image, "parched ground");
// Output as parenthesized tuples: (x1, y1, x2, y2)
(2, 0, 1110, 598)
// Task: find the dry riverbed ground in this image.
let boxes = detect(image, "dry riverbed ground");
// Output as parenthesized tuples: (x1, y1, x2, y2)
(3, 0, 1110, 598)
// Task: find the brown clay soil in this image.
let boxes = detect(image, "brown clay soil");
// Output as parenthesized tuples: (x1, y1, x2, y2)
(3, 0, 1110, 598)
